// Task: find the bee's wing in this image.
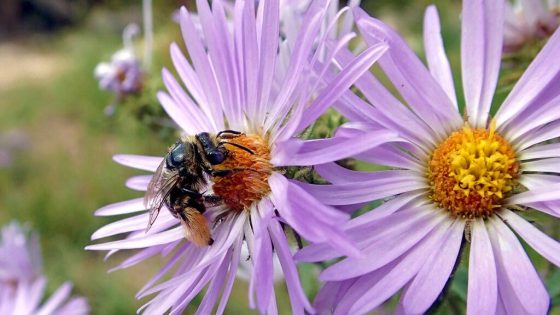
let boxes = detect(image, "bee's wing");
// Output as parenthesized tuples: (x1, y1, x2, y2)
(144, 159, 178, 232)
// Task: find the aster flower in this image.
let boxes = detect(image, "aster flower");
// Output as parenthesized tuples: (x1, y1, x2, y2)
(87, 0, 391, 313)
(94, 23, 144, 115)
(504, 0, 559, 52)
(0, 222, 89, 315)
(297, 1, 560, 314)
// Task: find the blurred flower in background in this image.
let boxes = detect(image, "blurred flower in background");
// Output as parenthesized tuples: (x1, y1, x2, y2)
(94, 23, 144, 116)
(501, 0, 559, 92)
(504, 0, 559, 53)
(0, 222, 89, 315)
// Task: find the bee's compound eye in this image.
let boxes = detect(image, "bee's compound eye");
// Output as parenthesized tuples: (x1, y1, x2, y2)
(167, 143, 186, 168)
(207, 151, 225, 165)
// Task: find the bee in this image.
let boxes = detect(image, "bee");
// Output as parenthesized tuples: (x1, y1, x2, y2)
(144, 130, 254, 246)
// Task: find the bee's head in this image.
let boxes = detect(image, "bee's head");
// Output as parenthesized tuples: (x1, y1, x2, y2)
(207, 147, 227, 165)
(196, 132, 228, 165)
(166, 142, 186, 169)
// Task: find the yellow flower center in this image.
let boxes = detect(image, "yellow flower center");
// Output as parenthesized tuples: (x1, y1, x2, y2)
(212, 134, 273, 212)
(428, 121, 519, 218)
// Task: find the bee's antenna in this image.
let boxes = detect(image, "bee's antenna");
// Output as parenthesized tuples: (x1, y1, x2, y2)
(211, 167, 270, 177)
(219, 141, 255, 155)
(217, 130, 243, 138)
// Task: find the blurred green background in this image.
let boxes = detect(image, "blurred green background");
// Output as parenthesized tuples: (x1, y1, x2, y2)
(0, 0, 558, 314)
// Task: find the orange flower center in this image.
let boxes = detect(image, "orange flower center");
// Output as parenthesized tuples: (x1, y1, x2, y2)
(212, 134, 273, 212)
(428, 121, 519, 219)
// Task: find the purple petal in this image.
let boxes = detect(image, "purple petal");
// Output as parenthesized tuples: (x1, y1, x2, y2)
(109, 245, 168, 272)
(496, 25, 560, 129)
(355, 143, 425, 171)
(255, 0, 279, 123)
(297, 43, 389, 131)
(195, 255, 228, 315)
(239, 0, 260, 126)
(178, 7, 224, 129)
(298, 171, 426, 205)
(91, 212, 149, 240)
(525, 201, 560, 217)
(139, 219, 238, 299)
(57, 297, 89, 315)
(268, 219, 314, 314)
(196, 0, 240, 130)
(16, 278, 46, 313)
(331, 264, 390, 315)
(36, 282, 72, 315)
(487, 217, 549, 314)
(461, 0, 504, 128)
(249, 200, 275, 313)
(148, 257, 224, 314)
(515, 120, 560, 151)
(216, 235, 243, 315)
(315, 163, 417, 185)
(400, 219, 465, 314)
(500, 209, 560, 267)
(161, 68, 214, 133)
(331, 47, 439, 148)
(423, 5, 457, 107)
(521, 157, 560, 173)
(264, 2, 325, 132)
(296, 198, 426, 263)
(86, 226, 184, 250)
(520, 174, 560, 189)
(354, 7, 462, 136)
(125, 175, 151, 191)
(137, 245, 192, 298)
(313, 281, 343, 314)
(336, 46, 440, 149)
(520, 142, 560, 160)
(113, 154, 161, 172)
(94, 198, 146, 216)
(157, 91, 201, 135)
(504, 94, 560, 142)
(169, 43, 207, 111)
(269, 173, 361, 258)
(345, 192, 425, 229)
(272, 129, 400, 166)
(467, 219, 497, 315)
(320, 207, 446, 281)
(507, 183, 560, 204)
(344, 218, 453, 315)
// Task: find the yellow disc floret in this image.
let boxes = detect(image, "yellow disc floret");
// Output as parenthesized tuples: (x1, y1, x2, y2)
(212, 134, 273, 212)
(428, 120, 519, 218)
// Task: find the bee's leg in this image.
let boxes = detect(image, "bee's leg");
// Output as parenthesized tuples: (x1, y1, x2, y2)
(210, 168, 269, 177)
(213, 212, 229, 227)
(203, 194, 223, 207)
(165, 200, 180, 218)
(219, 141, 255, 155)
(183, 196, 207, 214)
(179, 187, 203, 198)
(210, 169, 235, 177)
(217, 130, 243, 138)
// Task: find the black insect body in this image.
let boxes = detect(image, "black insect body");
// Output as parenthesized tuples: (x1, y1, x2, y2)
(144, 130, 253, 246)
